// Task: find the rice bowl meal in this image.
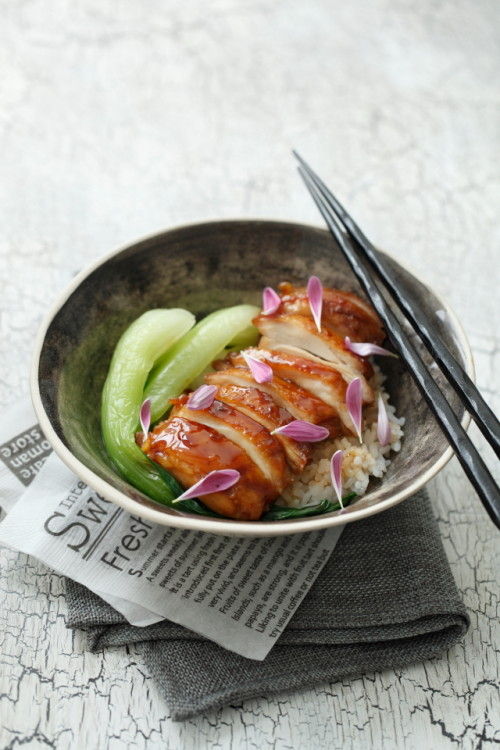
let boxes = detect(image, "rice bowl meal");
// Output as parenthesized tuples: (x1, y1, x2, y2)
(32, 219, 473, 535)
(101, 276, 404, 521)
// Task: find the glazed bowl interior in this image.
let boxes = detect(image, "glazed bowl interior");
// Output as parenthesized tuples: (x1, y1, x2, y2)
(33, 220, 472, 536)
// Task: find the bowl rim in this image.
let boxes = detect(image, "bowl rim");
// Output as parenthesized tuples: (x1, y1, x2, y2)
(30, 218, 475, 537)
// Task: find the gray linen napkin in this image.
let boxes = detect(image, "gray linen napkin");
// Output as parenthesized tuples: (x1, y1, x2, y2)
(65, 490, 469, 720)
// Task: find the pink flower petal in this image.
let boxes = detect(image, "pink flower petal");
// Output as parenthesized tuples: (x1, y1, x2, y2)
(307, 275, 323, 332)
(272, 420, 330, 442)
(242, 351, 273, 383)
(173, 469, 240, 502)
(330, 450, 344, 508)
(186, 384, 217, 410)
(262, 286, 281, 315)
(344, 337, 397, 358)
(377, 394, 392, 447)
(346, 377, 363, 442)
(139, 398, 151, 436)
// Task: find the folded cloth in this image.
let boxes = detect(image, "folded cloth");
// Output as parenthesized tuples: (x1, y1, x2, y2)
(65, 490, 469, 720)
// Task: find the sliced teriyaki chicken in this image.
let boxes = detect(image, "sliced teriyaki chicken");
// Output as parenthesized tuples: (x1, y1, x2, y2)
(254, 312, 372, 381)
(227, 347, 360, 435)
(141, 416, 276, 519)
(213, 383, 311, 472)
(278, 282, 385, 344)
(254, 343, 374, 404)
(139, 281, 386, 521)
(171, 394, 290, 492)
(206, 367, 341, 431)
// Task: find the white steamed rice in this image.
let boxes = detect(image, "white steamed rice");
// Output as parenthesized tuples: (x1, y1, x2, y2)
(279, 364, 405, 508)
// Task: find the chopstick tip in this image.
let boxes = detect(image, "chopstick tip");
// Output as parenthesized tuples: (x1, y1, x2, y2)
(292, 149, 306, 165)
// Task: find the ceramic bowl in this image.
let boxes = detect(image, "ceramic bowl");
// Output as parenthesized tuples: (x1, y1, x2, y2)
(31, 220, 473, 537)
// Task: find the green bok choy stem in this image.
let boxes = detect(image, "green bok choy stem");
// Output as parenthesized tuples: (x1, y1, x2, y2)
(145, 304, 259, 422)
(101, 308, 195, 502)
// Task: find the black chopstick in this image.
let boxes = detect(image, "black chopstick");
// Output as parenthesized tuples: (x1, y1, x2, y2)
(294, 150, 500, 459)
(296, 164, 500, 529)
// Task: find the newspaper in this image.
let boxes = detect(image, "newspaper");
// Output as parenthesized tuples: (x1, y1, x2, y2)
(0, 400, 52, 512)
(0, 400, 344, 660)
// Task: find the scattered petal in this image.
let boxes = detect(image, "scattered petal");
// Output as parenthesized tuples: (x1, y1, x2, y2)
(243, 351, 273, 383)
(344, 336, 397, 358)
(186, 384, 217, 410)
(307, 275, 323, 332)
(377, 394, 392, 447)
(330, 450, 344, 508)
(346, 378, 363, 442)
(139, 398, 151, 436)
(272, 420, 330, 442)
(173, 469, 240, 502)
(262, 286, 281, 315)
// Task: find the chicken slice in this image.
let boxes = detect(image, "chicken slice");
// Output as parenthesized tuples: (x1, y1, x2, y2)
(278, 282, 385, 343)
(254, 312, 372, 380)
(142, 416, 275, 520)
(171, 395, 289, 492)
(206, 367, 341, 431)
(254, 343, 374, 403)
(228, 347, 361, 434)
(213, 383, 311, 472)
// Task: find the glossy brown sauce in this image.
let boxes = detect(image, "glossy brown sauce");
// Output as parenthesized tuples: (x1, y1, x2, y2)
(278, 282, 385, 343)
(145, 416, 276, 520)
(209, 366, 336, 423)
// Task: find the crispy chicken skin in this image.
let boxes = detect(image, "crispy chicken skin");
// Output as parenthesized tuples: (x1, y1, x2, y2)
(171, 395, 290, 491)
(206, 367, 339, 427)
(140, 282, 385, 520)
(278, 282, 385, 344)
(213, 384, 311, 471)
(142, 416, 275, 519)
(254, 343, 374, 403)
(228, 347, 360, 435)
(254, 313, 373, 379)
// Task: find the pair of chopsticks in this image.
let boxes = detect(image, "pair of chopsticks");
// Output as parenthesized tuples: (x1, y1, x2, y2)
(294, 152, 500, 529)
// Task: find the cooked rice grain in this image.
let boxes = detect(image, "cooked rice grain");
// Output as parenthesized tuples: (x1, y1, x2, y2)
(279, 365, 404, 507)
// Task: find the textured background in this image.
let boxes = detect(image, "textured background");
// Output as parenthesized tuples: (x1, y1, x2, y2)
(1, 0, 499, 747)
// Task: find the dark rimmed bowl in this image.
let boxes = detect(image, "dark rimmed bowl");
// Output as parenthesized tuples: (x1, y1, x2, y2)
(31, 220, 473, 537)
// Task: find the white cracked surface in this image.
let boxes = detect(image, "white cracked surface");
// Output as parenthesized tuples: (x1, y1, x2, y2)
(1, 1, 499, 747)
